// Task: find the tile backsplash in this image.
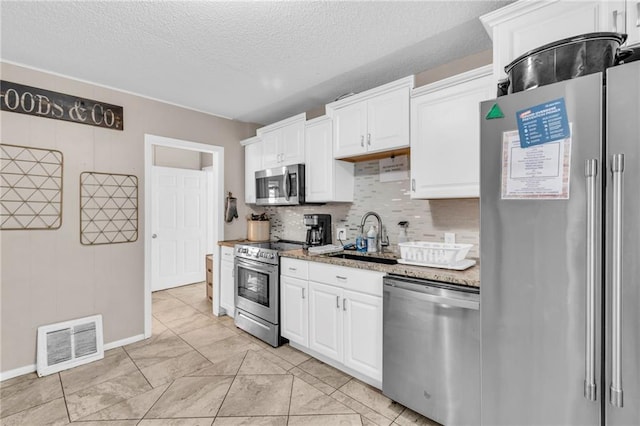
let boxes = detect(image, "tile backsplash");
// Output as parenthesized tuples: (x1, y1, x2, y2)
(252, 159, 479, 258)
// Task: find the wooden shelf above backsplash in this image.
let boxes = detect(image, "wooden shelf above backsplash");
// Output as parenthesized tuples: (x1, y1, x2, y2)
(338, 147, 410, 163)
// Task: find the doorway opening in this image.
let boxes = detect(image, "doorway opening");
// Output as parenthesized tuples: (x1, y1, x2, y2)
(144, 134, 224, 338)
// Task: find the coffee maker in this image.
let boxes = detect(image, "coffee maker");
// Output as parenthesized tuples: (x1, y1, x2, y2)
(304, 214, 332, 246)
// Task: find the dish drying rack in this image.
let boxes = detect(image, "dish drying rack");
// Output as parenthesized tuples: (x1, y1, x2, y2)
(398, 241, 475, 270)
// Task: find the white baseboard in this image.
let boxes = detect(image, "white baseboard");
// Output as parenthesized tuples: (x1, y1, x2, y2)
(0, 364, 37, 382)
(103, 333, 146, 351)
(1, 333, 147, 382)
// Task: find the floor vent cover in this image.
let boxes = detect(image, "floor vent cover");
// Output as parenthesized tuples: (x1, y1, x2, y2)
(37, 314, 104, 376)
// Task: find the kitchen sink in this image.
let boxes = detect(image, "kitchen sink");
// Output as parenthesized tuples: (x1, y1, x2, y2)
(329, 252, 398, 265)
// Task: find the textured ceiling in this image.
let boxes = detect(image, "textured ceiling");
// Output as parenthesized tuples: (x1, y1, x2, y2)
(1, 1, 511, 125)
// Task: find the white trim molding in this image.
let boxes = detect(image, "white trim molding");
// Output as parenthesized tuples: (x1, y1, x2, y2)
(411, 65, 493, 97)
(144, 134, 225, 338)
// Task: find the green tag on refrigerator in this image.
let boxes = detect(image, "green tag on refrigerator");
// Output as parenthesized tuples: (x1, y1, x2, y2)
(485, 103, 505, 119)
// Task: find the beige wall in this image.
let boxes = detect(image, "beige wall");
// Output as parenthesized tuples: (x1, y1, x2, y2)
(153, 145, 202, 170)
(0, 62, 258, 373)
(415, 49, 492, 87)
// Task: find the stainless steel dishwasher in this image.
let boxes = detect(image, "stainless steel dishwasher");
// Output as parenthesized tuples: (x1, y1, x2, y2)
(383, 274, 480, 426)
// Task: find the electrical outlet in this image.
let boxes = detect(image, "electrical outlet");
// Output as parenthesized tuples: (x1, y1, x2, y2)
(444, 232, 456, 244)
(337, 228, 347, 241)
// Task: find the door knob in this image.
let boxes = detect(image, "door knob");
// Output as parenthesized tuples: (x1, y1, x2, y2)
(152, 233, 157, 239)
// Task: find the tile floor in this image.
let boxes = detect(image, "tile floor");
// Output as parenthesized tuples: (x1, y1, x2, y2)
(0, 282, 440, 426)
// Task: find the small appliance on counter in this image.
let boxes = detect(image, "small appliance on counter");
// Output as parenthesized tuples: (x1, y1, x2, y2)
(304, 214, 332, 246)
(255, 164, 305, 206)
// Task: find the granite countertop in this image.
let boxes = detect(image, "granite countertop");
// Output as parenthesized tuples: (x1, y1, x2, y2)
(280, 249, 480, 288)
(217, 239, 252, 247)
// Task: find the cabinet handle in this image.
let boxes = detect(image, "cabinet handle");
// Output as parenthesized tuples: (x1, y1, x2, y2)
(360, 135, 364, 147)
(343, 298, 347, 311)
(336, 295, 340, 308)
(412, 179, 416, 191)
(636, 2, 640, 27)
(302, 288, 305, 299)
(612, 9, 624, 32)
(289, 267, 297, 271)
(336, 275, 347, 280)
(367, 133, 371, 146)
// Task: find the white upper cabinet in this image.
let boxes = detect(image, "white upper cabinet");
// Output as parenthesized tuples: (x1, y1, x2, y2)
(242, 136, 262, 204)
(327, 76, 413, 159)
(481, 0, 626, 88)
(257, 113, 306, 169)
(305, 116, 354, 203)
(625, 1, 640, 45)
(410, 66, 493, 199)
(603, 1, 640, 46)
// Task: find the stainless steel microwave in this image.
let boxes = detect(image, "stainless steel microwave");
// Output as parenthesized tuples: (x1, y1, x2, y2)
(255, 164, 305, 206)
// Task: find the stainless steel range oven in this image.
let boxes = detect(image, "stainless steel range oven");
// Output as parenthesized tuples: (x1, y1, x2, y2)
(234, 240, 304, 347)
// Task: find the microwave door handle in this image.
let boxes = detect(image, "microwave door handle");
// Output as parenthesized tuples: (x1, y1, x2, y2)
(283, 169, 290, 201)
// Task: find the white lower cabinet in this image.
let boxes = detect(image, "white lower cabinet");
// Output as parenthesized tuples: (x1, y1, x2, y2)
(280, 275, 309, 347)
(280, 258, 384, 385)
(308, 281, 343, 361)
(219, 246, 235, 316)
(342, 289, 382, 380)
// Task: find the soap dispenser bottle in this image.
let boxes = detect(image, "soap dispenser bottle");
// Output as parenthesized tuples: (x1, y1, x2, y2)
(398, 221, 409, 244)
(356, 226, 367, 253)
(367, 225, 377, 253)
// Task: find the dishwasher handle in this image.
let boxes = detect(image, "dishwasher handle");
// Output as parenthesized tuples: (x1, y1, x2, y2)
(384, 281, 479, 310)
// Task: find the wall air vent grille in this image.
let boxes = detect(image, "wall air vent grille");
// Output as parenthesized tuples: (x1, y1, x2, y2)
(37, 315, 104, 377)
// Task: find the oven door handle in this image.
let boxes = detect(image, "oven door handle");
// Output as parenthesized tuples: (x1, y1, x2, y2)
(235, 258, 278, 273)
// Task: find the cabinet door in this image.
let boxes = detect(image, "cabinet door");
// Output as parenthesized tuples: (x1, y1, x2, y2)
(333, 102, 367, 159)
(220, 260, 235, 316)
(367, 87, 410, 153)
(280, 275, 309, 347)
(343, 289, 382, 381)
(261, 130, 281, 169)
(305, 118, 333, 202)
(411, 73, 493, 199)
(626, 0, 640, 45)
(488, 1, 615, 85)
(244, 141, 262, 204)
(281, 120, 305, 166)
(308, 281, 343, 361)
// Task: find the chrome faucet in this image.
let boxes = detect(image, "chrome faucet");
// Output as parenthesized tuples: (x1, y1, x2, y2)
(360, 211, 389, 253)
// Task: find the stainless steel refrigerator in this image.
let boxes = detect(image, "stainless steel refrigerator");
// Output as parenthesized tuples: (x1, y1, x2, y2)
(480, 61, 639, 426)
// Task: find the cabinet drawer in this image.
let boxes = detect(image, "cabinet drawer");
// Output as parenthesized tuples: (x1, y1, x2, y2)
(281, 258, 308, 280)
(221, 246, 234, 261)
(308, 262, 384, 297)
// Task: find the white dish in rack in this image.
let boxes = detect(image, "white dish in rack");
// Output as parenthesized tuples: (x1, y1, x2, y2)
(397, 258, 476, 271)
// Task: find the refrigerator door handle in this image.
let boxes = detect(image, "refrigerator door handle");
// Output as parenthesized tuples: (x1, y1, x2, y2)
(610, 153, 625, 408)
(584, 159, 598, 402)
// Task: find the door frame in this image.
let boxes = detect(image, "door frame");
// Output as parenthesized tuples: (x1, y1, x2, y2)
(144, 134, 224, 338)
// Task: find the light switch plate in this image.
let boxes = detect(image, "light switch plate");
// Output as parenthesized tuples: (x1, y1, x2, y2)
(337, 228, 347, 241)
(444, 232, 456, 244)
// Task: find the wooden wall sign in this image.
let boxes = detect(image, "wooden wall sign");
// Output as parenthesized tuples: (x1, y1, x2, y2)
(0, 80, 124, 131)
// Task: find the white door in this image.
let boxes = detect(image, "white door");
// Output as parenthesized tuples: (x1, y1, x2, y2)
(343, 289, 382, 381)
(367, 87, 410, 153)
(152, 166, 207, 291)
(308, 281, 342, 361)
(280, 275, 308, 346)
(261, 130, 281, 169)
(333, 102, 367, 159)
(219, 258, 235, 316)
(280, 120, 305, 166)
(305, 118, 333, 202)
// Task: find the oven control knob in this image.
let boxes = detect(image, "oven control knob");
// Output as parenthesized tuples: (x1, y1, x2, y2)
(269, 253, 275, 259)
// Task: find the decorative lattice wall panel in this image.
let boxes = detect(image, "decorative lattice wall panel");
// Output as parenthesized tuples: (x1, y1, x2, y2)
(80, 172, 138, 245)
(1, 144, 63, 230)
